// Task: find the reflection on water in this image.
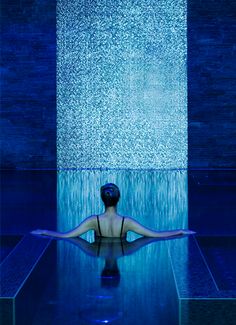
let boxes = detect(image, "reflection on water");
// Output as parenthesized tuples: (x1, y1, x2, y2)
(56, 236, 179, 324)
(56, 169, 187, 324)
(57, 169, 188, 241)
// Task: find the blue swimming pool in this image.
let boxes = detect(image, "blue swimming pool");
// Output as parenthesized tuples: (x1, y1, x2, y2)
(31, 237, 179, 325)
(1, 170, 236, 325)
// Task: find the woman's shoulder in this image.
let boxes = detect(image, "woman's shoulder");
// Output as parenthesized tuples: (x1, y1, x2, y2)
(122, 216, 137, 226)
(86, 214, 98, 219)
(123, 215, 135, 221)
(123, 216, 142, 228)
(83, 214, 98, 225)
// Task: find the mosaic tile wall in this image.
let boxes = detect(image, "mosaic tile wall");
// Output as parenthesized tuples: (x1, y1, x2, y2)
(57, 0, 187, 169)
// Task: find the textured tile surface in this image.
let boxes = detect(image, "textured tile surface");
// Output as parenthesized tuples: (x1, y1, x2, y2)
(196, 236, 236, 291)
(57, 0, 187, 169)
(188, 170, 236, 236)
(0, 235, 23, 263)
(180, 299, 236, 325)
(188, 0, 236, 168)
(168, 236, 236, 299)
(1, 170, 57, 235)
(1, 0, 56, 169)
(0, 235, 51, 297)
(0, 298, 13, 325)
(169, 235, 236, 324)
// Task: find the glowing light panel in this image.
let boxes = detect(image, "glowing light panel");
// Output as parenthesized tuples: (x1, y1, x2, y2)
(57, 0, 187, 168)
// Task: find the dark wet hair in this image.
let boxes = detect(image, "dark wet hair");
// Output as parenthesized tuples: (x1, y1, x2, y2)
(100, 183, 120, 207)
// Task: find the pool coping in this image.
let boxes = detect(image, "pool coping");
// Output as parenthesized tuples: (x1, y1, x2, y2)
(0, 234, 51, 298)
(167, 236, 236, 300)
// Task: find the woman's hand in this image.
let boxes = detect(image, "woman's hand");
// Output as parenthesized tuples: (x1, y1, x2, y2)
(30, 229, 48, 236)
(30, 229, 66, 238)
(181, 229, 196, 235)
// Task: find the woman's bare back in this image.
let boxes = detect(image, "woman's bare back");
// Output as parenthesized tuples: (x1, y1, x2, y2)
(96, 213, 126, 238)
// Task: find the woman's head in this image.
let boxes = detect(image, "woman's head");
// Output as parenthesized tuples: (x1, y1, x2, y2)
(100, 183, 120, 207)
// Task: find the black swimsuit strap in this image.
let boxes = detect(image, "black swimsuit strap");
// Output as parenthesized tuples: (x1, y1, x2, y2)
(120, 217, 125, 238)
(97, 215, 102, 237)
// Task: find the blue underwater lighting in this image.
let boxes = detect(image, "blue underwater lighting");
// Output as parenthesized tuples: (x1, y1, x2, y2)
(78, 306, 123, 323)
(57, 0, 187, 169)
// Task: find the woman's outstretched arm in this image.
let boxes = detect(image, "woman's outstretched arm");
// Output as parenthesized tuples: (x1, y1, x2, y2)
(64, 237, 99, 257)
(125, 217, 195, 238)
(30, 215, 96, 238)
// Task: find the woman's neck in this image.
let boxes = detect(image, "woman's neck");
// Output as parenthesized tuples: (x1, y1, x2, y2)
(105, 206, 117, 214)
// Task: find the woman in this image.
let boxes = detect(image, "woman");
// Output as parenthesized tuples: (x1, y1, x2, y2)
(31, 183, 195, 238)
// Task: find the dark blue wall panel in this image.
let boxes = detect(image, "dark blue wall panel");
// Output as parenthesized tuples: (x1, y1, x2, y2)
(188, 0, 236, 168)
(188, 170, 236, 235)
(1, 0, 56, 169)
(0, 171, 57, 234)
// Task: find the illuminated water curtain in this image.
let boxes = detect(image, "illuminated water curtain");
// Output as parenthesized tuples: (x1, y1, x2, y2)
(57, 0, 187, 169)
(57, 169, 188, 242)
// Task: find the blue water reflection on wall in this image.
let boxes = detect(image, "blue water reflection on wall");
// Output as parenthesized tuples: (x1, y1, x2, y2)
(57, 169, 188, 242)
(57, 0, 187, 169)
